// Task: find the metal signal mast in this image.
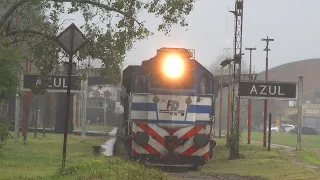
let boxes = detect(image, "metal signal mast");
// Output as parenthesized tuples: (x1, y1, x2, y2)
(229, 0, 244, 158)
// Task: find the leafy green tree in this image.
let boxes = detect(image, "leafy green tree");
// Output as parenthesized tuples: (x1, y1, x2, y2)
(0, 43, 22, 147)
(1, 0, 197, 94)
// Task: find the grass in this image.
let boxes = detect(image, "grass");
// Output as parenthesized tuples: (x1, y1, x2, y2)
(74, 124, 113, 132)
(172, 139, 320, 180)
(43, 157, 166, 180)
(296, 151, 320, 167)
(0, 133, 108, 179)
(2, 130, 320, 180)
(0, 133, 165, 180)
(246, 131, 320, 150)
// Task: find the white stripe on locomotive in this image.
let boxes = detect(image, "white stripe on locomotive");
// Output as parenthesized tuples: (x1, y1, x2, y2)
(174, 126, 210, 154)
(132, 141, 149, 154)
(131, 110, 157, 120)
(173, 126, 193, 138)
(192, 144, 210, 156)
(132, 123, 166, 154)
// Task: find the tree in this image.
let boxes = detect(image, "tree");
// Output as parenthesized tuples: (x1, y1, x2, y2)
(0, 0, 197, 94)
(209, 54, 249, 76)
(0, 43, 22, 147)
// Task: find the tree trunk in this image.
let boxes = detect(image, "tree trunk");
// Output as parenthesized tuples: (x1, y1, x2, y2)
(228, 130, 240, 160)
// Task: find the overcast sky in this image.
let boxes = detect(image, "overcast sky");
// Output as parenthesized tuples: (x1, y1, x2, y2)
(124, 0, 320, 73)
(59, 0, 320, 72)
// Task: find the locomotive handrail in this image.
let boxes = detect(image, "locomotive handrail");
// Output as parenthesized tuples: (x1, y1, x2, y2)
(131, 93, 214, 97)
(132, 93, 153, 95)
(197, 94, 215, 97)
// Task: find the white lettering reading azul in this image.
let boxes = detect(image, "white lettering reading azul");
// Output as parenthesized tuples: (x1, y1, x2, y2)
(278, 86, 285, 95)
(250, 85, 258, 94)
(53, 78, 61, 87)
(269, 86, 277, 95)
(260, 85, 267, 95)
(63, 78, 67, 88)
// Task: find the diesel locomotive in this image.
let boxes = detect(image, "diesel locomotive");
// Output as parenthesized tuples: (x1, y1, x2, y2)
(121, 47, 216, 167)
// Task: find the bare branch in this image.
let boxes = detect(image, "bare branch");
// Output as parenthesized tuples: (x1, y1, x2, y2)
(0, 0, 30, 32)
(0, 0, 143, 35)
(5, 29, 57, 43)
(52, 0, 143, 26)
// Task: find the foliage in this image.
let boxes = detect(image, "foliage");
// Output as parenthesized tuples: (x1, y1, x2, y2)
(0, 118, 12, 148)
(0, 0, 198, 94)
(0, 44, 22, 99)
(0, 43, 21, 148)
(51, 157, 166, 180)
(209, 54, 249, 76)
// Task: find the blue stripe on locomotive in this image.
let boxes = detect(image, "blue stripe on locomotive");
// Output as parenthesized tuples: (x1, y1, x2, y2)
(131, 102, 212, 114)
(130, 119, 211, 125)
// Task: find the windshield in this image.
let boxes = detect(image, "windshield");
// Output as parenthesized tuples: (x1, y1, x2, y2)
(151, 71, 194, 89)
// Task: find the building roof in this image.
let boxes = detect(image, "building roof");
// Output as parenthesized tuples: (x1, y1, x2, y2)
(256, 58, 320, 100)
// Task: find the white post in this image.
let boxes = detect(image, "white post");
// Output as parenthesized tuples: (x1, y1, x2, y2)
(104, 97, 106, 125)
(81, 78, 88, 142)
(14, 94, 20, 142)
(14, 72, 23, 142)
(296, 76, 303, 150)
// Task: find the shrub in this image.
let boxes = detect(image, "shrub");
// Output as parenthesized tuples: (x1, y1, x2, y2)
(0, 119, 12, 148)
(43, 156, 166, 180)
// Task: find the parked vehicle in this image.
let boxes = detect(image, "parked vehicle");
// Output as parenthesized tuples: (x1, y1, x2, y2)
(281, 124, 295, 132)
(267, 126, 280, 133)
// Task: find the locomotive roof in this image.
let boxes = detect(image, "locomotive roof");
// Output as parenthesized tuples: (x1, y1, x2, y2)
(141, 57, 214, 80)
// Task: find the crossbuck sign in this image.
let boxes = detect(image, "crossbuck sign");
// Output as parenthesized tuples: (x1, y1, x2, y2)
(239, 80, 298, 100)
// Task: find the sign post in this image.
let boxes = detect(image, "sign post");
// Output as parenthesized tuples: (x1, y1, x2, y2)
(296, 76, 303, 150)
(57, 23, 86, 169)
(268, 113, 271, 151)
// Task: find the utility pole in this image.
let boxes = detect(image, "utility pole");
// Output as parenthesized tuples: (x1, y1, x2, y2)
(262, 36, 274, 147)
(219, 67, 223, 138)
(245, 47, 256, 144)
(296, 76, 303, 150)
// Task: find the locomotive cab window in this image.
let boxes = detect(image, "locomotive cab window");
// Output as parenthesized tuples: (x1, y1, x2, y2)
(199, 76, 209, 94)
(151, 71, 194, 89)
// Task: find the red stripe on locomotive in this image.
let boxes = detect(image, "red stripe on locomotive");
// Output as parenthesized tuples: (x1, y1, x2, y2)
(134, 122, 166, 147)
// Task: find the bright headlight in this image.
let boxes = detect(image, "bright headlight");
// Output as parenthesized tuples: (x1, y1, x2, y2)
(162, 54, 184, 79)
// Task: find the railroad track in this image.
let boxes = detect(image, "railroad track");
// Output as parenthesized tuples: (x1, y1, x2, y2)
(168, 172, 266, 180)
